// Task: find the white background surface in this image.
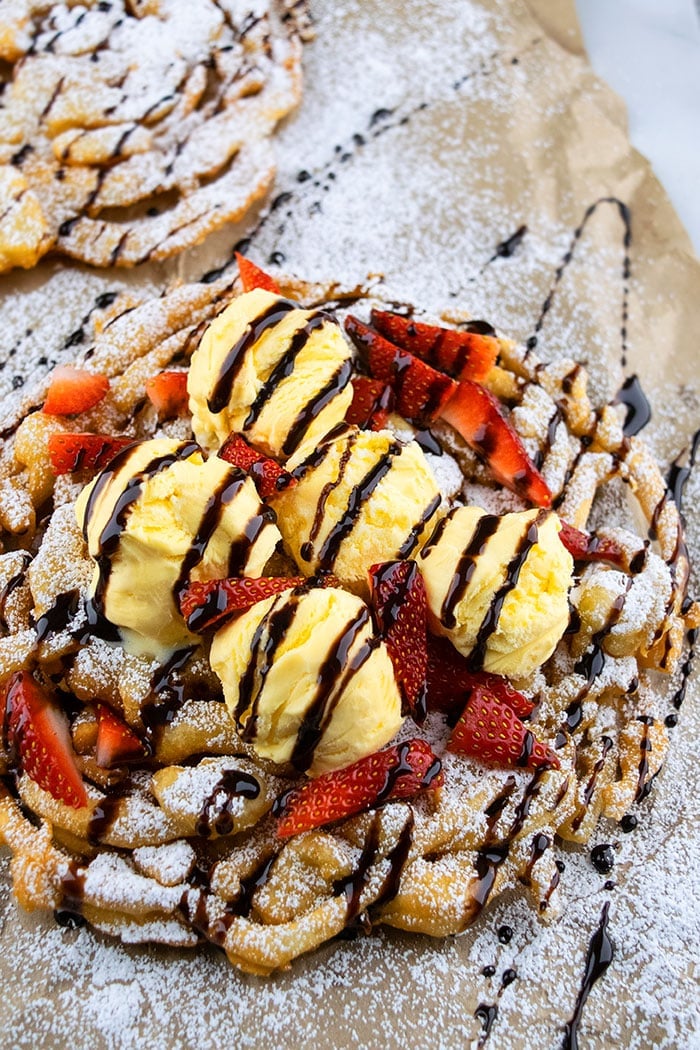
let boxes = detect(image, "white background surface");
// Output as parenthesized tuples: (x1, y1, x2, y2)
(577, 0, 700, 253)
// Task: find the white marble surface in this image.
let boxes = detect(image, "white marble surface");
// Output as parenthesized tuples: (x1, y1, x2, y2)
(577, 0, 700, 254)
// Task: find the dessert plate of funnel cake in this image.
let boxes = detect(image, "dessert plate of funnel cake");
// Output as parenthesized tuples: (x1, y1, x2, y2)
(0, 1, 700, 1048)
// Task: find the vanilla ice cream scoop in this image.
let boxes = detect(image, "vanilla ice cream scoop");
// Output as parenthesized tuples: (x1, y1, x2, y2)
(75, 438, 281, 659)
(420, 505, 574, 677)
(270, 423, 442, 595)
(187, 288, 353, 460)
(210, 584, 404, 776)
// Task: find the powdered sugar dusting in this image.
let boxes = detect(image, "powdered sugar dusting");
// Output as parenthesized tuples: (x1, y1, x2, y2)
(1, 0, 699, 1047)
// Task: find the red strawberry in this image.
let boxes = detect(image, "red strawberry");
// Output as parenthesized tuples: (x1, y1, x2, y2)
(95, 703, 147, 768)
(345, 315, 455, 421)
(219, 433, 294, 500)
(179, 575, 306, 633)
(448, 686, 559, 771)
(235, 252, 281, 295)
(42, 365, 110, 416)
(559, 521, 625, 567)
(426, 634, 535, 720)
(273, 739, 443, 837)
(48, 432, 133, 475)
(440, 380, 552, 507)
(368, 560, 428, 721)
(345, 376, 395, 430)
(3, 671, 87, 808)
(145, 370, 189, 420)
(371, 310, 499, 382)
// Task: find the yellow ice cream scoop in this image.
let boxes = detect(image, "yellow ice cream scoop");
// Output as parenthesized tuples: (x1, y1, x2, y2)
(75, 438, 281, 659)
(420, 505, 573, 677)
(270, 422, 442, 595)
(210, 584, 404, 776)
(187, 288, 353, 460)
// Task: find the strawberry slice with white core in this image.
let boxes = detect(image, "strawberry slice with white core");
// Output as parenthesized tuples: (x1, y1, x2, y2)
(145, 370, 189, 420)
(4, 671, 87, 808)
(273, 739, 443, 837)
(95, 704, 147, 768)
(448, 685, 559, 771)
(180, 576, 307, 633)
(368, 560, 428, 721)
(235, 252, 281, 295)
(218, 433, 294, 500)
(48, 432, 133, 475)
(426, 634, 535, 721)
(42, 365, 110, 416)
(371, 309, 499, 382)
(440, 380, 552, 507)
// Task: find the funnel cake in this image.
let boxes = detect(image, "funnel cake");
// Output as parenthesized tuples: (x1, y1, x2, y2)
(0, 1, 305, 271)
(0, 267, 696, 976)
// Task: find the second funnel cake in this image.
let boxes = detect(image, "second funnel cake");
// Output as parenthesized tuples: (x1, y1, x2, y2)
(0, 260, 696, 975)
(0, 1, 306, 272)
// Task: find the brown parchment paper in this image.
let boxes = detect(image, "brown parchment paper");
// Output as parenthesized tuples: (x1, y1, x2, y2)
(1, 1, 699, 1048)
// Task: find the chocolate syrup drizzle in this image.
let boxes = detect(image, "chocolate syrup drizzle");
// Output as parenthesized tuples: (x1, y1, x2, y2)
(242, 310, 332, 429)
(315, 440, 402, 570)
(562, 903, 614, 1050)
(195, 768, 261, 837)
(207, 299, 297, 413)
(525, 197, 631, 364)
(81, 440, 198, 635)
(0, 552, 32, 633)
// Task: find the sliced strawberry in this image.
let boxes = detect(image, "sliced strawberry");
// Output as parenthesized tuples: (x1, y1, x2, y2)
(273, 739, 443, 837)
(95, 703, 147, 768)
(345, 316, 455, 421)
(440, 380, 552, 507)
(42, 365, 110, 416)
(145, 370, 189, 420)
(48, 432, 133, 475)
(448, 685, 559, 771)
(180, 575, 306, 633)
(219, 433, 295, 500)
(347, 316, 549, 506)
(371, 310, 499, 382)
(235, 252, 281, 295)
(345, 376, 395, 431)
(368, 560, 428, 721)
(559, 521, 625, 567)
(3, 671, 87, 808)
(426, 634, 535, 720)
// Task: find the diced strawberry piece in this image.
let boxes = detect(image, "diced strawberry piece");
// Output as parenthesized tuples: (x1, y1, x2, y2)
(180, 575, 306, 633)
(345, 316, 455, 421)
(448, 686, 559, 771)
(559, 521, 625, 567)
(273, 739, 443, 837)
(219, 433, 295, 500)
(145, 370, 189, 420)
(369, 560, 428, 721)
(95, 703, 147, 768)
(3, 671, 87, 808)
(426, 634, 535, 720)
(440, 380, 552, 507)
(48, 432, 133, 475)
(345, 376, 395, 431)
(42, 365, 109, 416)
(235, 252, 281, 295)
(371, 310, 499, 382)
